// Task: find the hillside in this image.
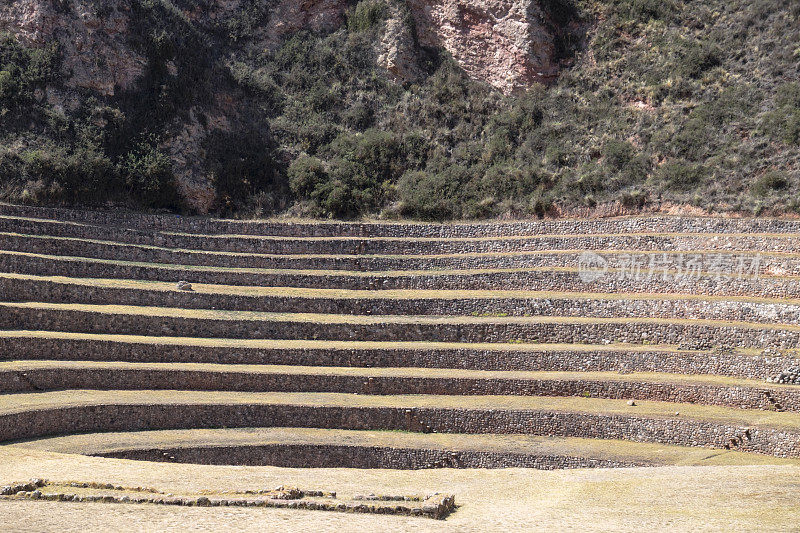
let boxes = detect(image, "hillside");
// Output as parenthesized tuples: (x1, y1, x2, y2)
(0, 0, 798, 219)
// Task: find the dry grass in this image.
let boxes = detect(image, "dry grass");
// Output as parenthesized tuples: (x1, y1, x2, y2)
(2, 447, 800, 531)
(10, 230, 800, 261)
(8, 272, 800, 306)
(2, 249, 797, 282)
(7, 212, 797, 241)
(0, 360, 784, 390)
(0, 329, 776, 356)
(5, 301, 800, 332)
(4, 390, 800, 430)
(11, 428, 799, 467)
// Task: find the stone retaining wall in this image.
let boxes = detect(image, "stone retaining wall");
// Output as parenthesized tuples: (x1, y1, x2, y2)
(6, 203, 800, 238)
(5, 217, 800, 255)
(4, 276, 800, 324)
(1, 233, 795, 275)
(1, 404, 798, 456)
(95, 444, 645, 469)
(0, 253, 796, 298)
(0, 337, 793, 380)
(3, 305, 797, 348)
(1, 367, 797, 411)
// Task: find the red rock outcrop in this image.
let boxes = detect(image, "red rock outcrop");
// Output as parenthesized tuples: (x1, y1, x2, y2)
(0, 0, 577, 211)
(0, 0, 145, 97)
(403, 0, 561, 94)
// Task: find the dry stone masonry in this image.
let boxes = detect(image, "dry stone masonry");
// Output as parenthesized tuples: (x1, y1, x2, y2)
(2, 203, 800, 486)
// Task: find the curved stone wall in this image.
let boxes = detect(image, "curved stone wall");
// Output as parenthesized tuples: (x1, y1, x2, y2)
(3, 305, 798, 348)
(0, 254, 797, 298)
(1, 336, 793, 379)
(1, 233, 795, 275)
(4, 276, 800, 324)
(1, 366, 798, 410)
(1, 404, 798, 457)
(94, 444, 645, 469)
(7, 216, 800, 255)
(6, 203, 800, 238)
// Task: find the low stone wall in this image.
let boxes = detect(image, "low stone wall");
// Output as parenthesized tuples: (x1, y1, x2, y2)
(2, 233, 796, 275)
(96, 444, 645, 469)
(1, 367, 798, 411)
(1, 336, 794, 380)
(5, 216, 800, 256)
(0, 253, 797, 298)
(1, 479, 455, 519)
(3, 305, 797, 348)
(4, 276, 800, 324)
(6, 203, 800, 238)
(1, 403, 798, 457)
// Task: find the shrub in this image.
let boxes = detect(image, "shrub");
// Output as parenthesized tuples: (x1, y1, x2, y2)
(222, 0, 272, 42)
(0, 33, 58, 113)
(751, 171, 789, 196)
(603, 139, 635, 170)
(121, 140, 179, 208)
(314, 179, 360, 218)
(679, 43, 722, 79)
(347, 1, 387, 33)
(614, 0, 678, 23)
(205, 129, 284, 214)
(620, 190, 649, 209)
(654, 160, 707, 190)
(669, 119, 709, 161)
(288, 154, 328, 198)
(760, 83, 800, 145)
(777, 82, 800, 109)
(397, 169, 463, 221)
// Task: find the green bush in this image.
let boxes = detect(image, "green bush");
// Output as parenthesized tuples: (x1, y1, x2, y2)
(759, 83, 800, 145)
(613, 0, 678, 23)
(776, 82, 800, 108)
(603, 140, 635, 170)
(619, 190, 649, 209)
(121, 140, 179, 208)
(288, 154, 328, 198)
(669, 119, 709, 161)
(347, 1, 388, 33)
(221, 0, 272, 42)
(0, 33, 58, 113)
(397, 170, 462, 221)
(679, 42, 722, 79)
(751, 171, 789, 196)
(655, 160, 707, 190)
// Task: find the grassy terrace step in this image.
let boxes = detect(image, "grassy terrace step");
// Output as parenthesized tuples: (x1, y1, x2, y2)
(5, 232, 800, 274)
(3, 302, 799, 348)
(4, 331, 787, 379)
(6, 215, 800, 255)
(13, 429, 798, 468)
(0, 251, 795, 297)
(7, 203, 800, 238)
(6, 273, 800, 323)
(1, 391, 800, 456)
(0, 362, 796, 411)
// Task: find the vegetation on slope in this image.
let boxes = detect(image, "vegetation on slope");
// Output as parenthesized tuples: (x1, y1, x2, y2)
(0, 0, 798, 219)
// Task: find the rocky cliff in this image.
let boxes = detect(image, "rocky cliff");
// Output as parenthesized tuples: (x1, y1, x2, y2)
(0, 0, 572, 93)
(402, 0, 563, 92)
(0, 0, 579, 212)
(5, 0, 783, 221)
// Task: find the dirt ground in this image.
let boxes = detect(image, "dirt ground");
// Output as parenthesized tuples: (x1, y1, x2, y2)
(2, 446, 800, 532)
